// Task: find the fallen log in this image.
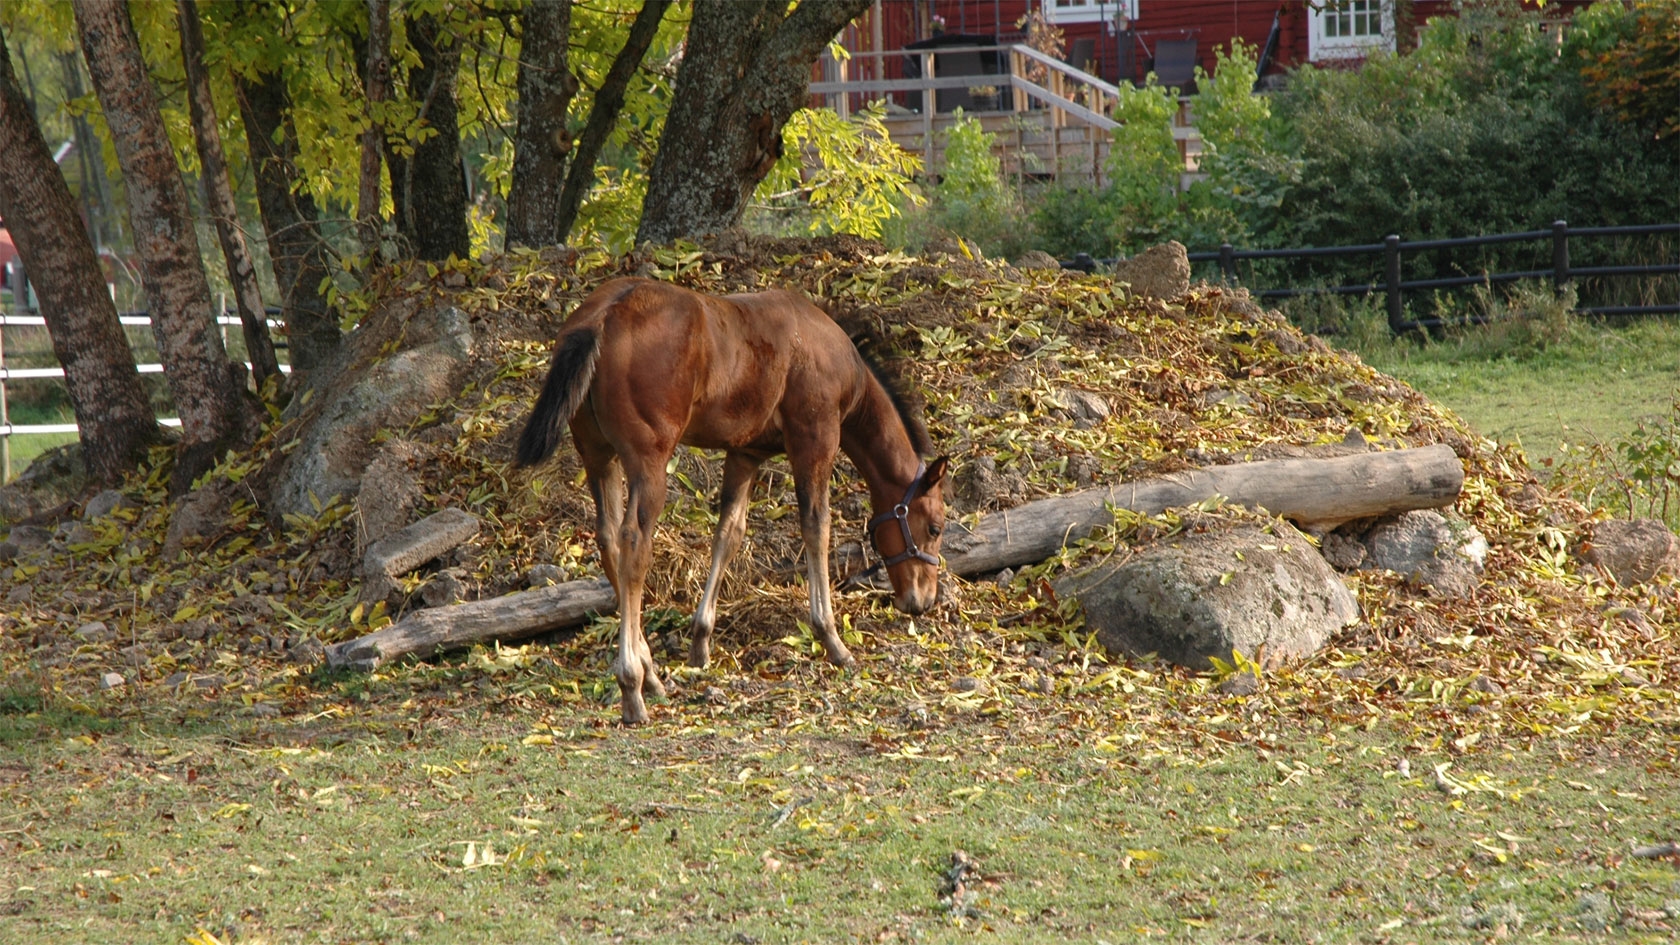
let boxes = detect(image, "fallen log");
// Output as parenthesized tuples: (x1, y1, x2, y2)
(325, 445, 1460, 668)
(324, 578, 616, 671)
(943, 444, 1463, 578)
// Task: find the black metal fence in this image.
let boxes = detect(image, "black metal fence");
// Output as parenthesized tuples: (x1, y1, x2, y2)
(1184, 220, 1680, 333)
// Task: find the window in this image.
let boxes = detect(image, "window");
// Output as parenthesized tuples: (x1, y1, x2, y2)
(1045, 0, 1139, 26)
(1309, 0, 1394, 60)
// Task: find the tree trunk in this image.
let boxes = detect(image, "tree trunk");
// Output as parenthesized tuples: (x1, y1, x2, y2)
(357, 0, 391, 256)
(636, 0, 868, 246)
(385, 10, 469, 261)
(73, 0, 252, 494)
(236, 65, 341, 380)
(0, 24, 158, 485)
(554, 0, 670, 244)
(941, 445, 1467, 578)
(504, 0, 576, 248)
(177, 0, 281, 391)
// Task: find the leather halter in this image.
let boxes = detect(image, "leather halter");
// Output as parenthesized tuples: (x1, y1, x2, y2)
(860, 462, 940, 576)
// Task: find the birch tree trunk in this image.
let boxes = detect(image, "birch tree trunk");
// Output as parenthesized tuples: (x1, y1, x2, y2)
(73, 0, 252, 494)
(0, 23, 158, 485)
(177, 0, 281, 390)
(636, 0, 869, 245)
(504, 0, 576, 248)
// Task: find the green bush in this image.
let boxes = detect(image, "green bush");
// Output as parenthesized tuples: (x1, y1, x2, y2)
(1262, 0, 1680, 293)
(887, 109, 1033, 259)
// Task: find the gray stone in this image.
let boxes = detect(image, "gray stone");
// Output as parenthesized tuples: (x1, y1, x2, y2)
(1055, 389, 1111, 429)
(361, 508, 481, 601)
(74, 621, 113, 644)
(271, 304, 475, 520)
(953, 455, 1026, 513)
(1110, 241, 1190, 302)
(526, 564, 565, 588)
(98, 672, 125, 690)
(163, 483, 233, 558)
(1013, 250, 1061, 270)
(420, 569, 467, 607)
(4, 525, 51, 550)
(1364, 510, 1487, 598)
(1218, 670, 1260, 696)
(356, 440, 428, 548)
(1319, 531, 1367, 571)
(0, 445, 87, 524)
(285, 637, 326, 666)
(83, 490, 131, 521)
(1578, 518, 1678, 585)
(1202, 388, 1254, 409)
(1058, 520, 1358, 670)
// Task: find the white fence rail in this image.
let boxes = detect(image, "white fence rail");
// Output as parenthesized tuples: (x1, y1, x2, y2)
(0, 310, 287, 478)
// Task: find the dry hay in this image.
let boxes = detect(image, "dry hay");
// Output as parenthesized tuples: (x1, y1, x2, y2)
(1, 234, 1675, 749)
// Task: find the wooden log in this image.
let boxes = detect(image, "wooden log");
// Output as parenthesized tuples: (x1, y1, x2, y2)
(325, 446, 1460, 670)
(943, 444, 1463, 578)
(325, 578, 615, 671)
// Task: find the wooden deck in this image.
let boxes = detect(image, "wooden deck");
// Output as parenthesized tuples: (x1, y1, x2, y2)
(810, 43, 1203, 187)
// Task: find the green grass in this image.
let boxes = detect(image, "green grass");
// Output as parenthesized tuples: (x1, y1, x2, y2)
(2, 678, 1677, 944)
(1329, 306, 1680, 470)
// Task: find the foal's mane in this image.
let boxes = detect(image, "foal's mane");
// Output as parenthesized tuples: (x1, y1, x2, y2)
(818, 299, 934, 457)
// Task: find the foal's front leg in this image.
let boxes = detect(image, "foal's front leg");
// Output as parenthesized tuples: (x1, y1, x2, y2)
(689, 451, 763, 668)
(792, 457, 856, 669)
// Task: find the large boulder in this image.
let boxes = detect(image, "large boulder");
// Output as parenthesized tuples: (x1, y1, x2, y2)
(269, 303, 475, 520)
(1577, 518, 1678, 585)
(1056, 519, 1358, 669)
(1361, 510, 1487, 598)
(0, 444, 87, 525)
(1111, 241, 1190, 302)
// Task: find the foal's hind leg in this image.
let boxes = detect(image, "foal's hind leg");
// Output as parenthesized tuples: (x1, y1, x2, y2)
(611, 452, 672, 724)
(572, 418, 624, 595)
(689, 451, 763, 668)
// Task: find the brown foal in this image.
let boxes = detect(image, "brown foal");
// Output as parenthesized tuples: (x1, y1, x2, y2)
(516, 278, 949, 724)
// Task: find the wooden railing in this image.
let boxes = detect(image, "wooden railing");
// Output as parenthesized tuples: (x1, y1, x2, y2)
(0, 307, 286, 481)
(810, 43, 1124, 181)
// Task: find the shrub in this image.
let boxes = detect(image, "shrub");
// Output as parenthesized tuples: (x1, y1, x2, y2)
(751, 103, 925, 240)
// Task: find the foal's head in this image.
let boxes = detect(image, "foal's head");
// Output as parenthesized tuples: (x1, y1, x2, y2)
(868, 456, 950, 615)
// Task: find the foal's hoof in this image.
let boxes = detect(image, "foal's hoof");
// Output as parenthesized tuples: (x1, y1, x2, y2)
(687, 640, 712, 669)
(826, 648, 858, 670)
(643, 671, 668, 700)
(620, 700, 650, 726)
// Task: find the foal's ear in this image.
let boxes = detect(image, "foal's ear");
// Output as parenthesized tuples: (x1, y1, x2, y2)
(925, 455, 951, 487)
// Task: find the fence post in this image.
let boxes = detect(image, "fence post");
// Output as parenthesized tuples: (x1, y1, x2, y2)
(1384, 234, 1404, 332)
(1218, 242, 1236, 282)
(1551, 219, 1570, 297)
(1, 316, 8, 484)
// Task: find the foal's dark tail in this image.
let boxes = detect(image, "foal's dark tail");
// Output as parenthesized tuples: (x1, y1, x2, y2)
(515, 326, 601, 466)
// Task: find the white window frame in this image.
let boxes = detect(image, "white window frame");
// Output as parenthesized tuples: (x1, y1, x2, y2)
(1308, 0, 1395, 61)
(1043, 0, 1140, 27)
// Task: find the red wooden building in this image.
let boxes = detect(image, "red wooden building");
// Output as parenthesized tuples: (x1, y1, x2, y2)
(835, 0, 1594, 91)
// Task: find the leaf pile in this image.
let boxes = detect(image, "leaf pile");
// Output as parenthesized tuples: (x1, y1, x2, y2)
(2, 234, 1676, 755)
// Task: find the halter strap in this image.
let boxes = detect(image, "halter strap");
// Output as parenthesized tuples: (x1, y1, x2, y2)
(856, 462, 940, 579)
